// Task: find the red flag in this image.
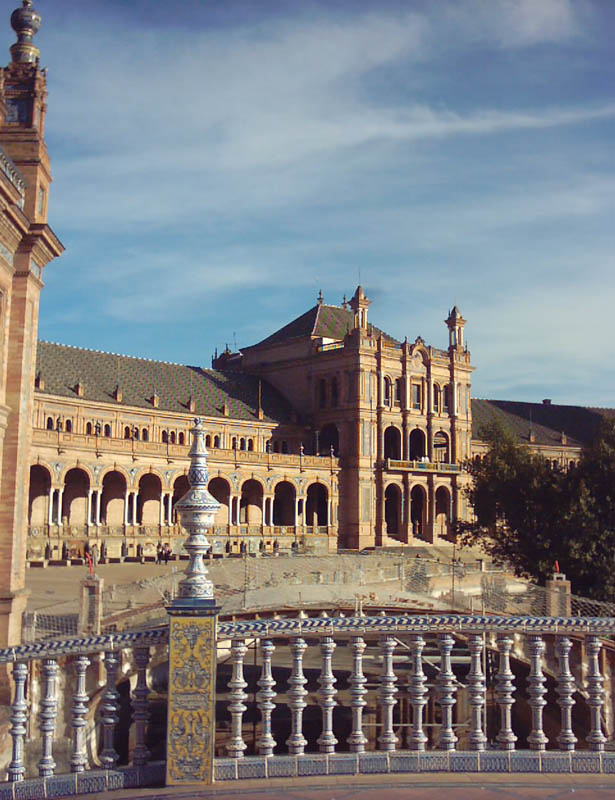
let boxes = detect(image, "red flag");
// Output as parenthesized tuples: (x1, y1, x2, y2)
(555, 560, 560, 573)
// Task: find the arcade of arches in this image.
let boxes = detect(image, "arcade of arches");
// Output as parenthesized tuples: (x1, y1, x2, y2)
(27, 462, 336, 560)
(383, 482, 452, 543)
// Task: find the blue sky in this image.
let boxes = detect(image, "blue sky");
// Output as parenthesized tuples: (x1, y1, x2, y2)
(21, 0, 615, 404)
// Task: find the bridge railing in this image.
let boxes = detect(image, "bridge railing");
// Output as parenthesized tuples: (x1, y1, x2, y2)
(1, 614, 615, 795)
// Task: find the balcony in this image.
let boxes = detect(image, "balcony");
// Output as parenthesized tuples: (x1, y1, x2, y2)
(386, 458, 460, 474)
(31, 428, 339, 470)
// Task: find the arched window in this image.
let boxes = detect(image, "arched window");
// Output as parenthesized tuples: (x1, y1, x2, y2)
(46, 416, 54, 430)
(331, 378, 338, 408)
(170, 431, 176, 444)
(133, 428, 139, 440)
(232, 437, 237, 450)
(411, 383, 421, 410)
(395, 378, 403, 404)
(213, 435, 220, 448)
(104, 424, 112, 438)
(162, 430, 168, 444)
(205, 434, 211, 448)
(179, 432, 185, 445)
(248, 438, 254, 451)
(240, 437, 247, 451)
(281, 441, 288, 454)
(383, 377, 392, 407)
(86, 422, 92, 436)
(125, 426, 131, 439)
(142, 428, 149, 442)
(273, 441, 280, 453)
(318, 378, 327, 409)
(443, 385, 451, 412)
(65, 419, 72, 433)
(384, 426, 401, 460)
(433, 384, 441, 413)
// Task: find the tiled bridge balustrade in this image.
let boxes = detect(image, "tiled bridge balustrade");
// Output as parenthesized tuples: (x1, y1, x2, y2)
(2, 615, 615, 796)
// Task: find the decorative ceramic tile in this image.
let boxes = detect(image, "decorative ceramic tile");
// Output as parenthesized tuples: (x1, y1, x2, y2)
(541, 753, 571, 773)
(267, 757, 297, 778)
(237, 757, 267, 780)
(214, 760, 237, 781)
(450, 752, 479, 772)
(358, 753, 389, 774)
(46, 774, 78, 798)
(479, 752, 510, 773)
(571, 753, 601, 774)
(77, 771, 107, 794)
(167, 614, 217, 785)
(15, 778, 44, 800)
(601, 753, 615, 774)
(116, 767, 139, 789)
(510, 752, 540, 773)
(389, 752, 420, 773)
(420, 752, 449, 772)
(106, 770, 124, 790)
(297, 755, 328, 776)
(328, 755, 358, 775)
(0, 784, 12, 800)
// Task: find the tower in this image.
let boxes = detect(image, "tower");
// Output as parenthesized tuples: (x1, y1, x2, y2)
(445, 305, 466, 351)
(349, 285, 370, 331)
(0, 0, 63, 667)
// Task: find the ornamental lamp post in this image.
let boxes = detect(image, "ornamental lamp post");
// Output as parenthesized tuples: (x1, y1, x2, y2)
(166, 418, 221, 786)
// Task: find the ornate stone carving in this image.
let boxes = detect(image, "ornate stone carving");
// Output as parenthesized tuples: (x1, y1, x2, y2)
(378, 634, 398, 751)
(70, 655, 90, 773)
(495, 634, 517, 751)
(467, 634, 487, 751)
(527, 635, 547, 750)
(286, 637, 308, 754)
(317, 636, 337, 753)
(37, 658, 58, 777)
(227, 639, 248, 758)
(256, 639, 276, 756)
(436, 633, 457, 751)
(347, 635, 368, 752)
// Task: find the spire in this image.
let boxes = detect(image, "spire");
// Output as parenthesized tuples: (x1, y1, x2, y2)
(10, 1, 41, 65)
(445, 305, 467, 351)
(349, 285, 371, 330)
(317, 288, 324, 305)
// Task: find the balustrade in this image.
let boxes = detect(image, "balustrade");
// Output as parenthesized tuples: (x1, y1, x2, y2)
(1, 616, 615, 793)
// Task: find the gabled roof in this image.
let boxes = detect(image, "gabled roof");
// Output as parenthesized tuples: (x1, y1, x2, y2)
(35, 341, 294, 423)
(245, 303, 399, 350)
(472, 398, 615, 448)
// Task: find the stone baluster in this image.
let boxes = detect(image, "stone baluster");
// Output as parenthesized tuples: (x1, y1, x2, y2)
(408, 634, 428, 750)
(495, 634, 517, 750)
(38, 658, 59, 777)
(436, 632, 458, 751)
(227, 639, 248, 758)
(132, 646, 151, 766)
(286, 637, 308, 754)
(347, 635, 368, 752)
(8, 662, 28, 782)
(556, 636, 577, 751)
(256, 639, 276, 756)
(70, 655, 90, 772)
(586, 635, 606, 751)
(378, 634, 398, 751)
(467, 634, 487, 751)
(527, 635, 548, 751)
(317, 636, 337, 753)
(100, 650, 120, 767)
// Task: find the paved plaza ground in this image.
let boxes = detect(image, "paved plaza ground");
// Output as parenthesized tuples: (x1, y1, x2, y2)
(82, 773, 615, 800)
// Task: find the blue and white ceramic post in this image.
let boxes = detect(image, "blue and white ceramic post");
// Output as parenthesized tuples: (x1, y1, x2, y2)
(166, 419, 221, 786)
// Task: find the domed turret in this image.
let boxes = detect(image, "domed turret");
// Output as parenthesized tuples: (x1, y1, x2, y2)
(10, 0, 41, 65)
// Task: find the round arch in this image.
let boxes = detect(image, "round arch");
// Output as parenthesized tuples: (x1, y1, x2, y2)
(59, 462, 94, 487)
(384, 483, 402, 538)
(240, 479, 263, 525)
(306, 483, 328, 527)
(409, 428, 426, 460)
(137, 473, 162, 525)
(29, 464, 51, 526)
(410, 484, 427, 539)
(319, 423, 339, 456)
(433, 430, 450, 463)
(383, 426, 401, 460)
(62, 468, 90, 525)
(208, 477, 230, 527)
(435, 485, 452, 539)
(273, 480, 296, 526)
(101, 470, 127, 526)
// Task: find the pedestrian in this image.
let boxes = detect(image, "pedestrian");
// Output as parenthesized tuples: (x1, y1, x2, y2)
(156, 542, 163, 565)
(164, 544, 170, 565)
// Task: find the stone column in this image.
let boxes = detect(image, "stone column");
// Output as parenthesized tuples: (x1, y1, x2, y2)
(166, 419, 220, 786)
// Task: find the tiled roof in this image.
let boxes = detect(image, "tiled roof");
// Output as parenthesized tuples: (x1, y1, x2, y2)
(35, 341, 294, 423)
(245, 303, 399, 350)
(471, 399, 615, 448)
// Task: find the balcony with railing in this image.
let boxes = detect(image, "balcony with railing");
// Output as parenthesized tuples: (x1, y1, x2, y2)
(386, 458, 461, 474)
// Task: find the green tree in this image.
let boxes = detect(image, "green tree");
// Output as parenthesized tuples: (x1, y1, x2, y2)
(458, 419, 615, 602)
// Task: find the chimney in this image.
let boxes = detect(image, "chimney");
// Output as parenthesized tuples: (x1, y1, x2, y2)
(529, 430, 536, 444)
(560, 431, 567, 445)
(188, 395, 196, 413)
(35, 371, 44, 390)
(542, 398, 552, 405)
(152, 390, 159, 408)
(75, 380, 85, 398)
(114, 384, 123, 403)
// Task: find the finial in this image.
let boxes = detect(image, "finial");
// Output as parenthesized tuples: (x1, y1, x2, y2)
(10, 0, 41, 64)
(317, 288, 324, 305)
(342, 294, 348, 310)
